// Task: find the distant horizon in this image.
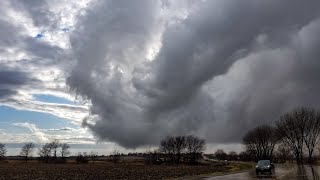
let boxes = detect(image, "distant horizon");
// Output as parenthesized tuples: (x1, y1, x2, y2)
(2, 142, 243, 156)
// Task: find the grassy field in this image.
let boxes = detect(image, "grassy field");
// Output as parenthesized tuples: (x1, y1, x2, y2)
(0, 160, 253, 180)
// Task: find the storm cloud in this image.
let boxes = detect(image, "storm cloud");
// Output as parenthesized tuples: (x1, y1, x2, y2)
(0, 70, 35, 98)
(67, 0, 320, 148)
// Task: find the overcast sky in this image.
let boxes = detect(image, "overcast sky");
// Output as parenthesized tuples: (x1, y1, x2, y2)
(1, 0, 320, 154)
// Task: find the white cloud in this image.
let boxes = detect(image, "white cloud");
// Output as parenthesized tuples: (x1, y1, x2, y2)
(13, 122, 49, 143)
(8, 122, 94, 144)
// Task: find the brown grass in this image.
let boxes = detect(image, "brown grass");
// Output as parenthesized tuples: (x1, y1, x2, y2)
(0, 160, 252, 180)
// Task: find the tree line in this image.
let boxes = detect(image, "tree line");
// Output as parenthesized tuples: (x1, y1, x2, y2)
(0, 140, 71, 163)
(0, 136, 206, 165)
(159, 135, 206, 164)
(38, 140, 71, 163)
(242, 107, 320, 164)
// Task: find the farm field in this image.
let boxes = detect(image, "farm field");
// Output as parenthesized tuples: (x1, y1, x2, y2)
(0, 161, 252, 180)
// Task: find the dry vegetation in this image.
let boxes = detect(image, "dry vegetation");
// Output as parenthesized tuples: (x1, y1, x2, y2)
(0, 160, 252, 180)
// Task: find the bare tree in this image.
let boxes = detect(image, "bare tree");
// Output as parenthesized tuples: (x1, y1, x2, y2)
(303, 109, 320, 163)
(276, 107, 310, 164)
(160, 136, 186, 164)
(242, 125, 278, 161)
(228, 151, 238, 161)
(275, 143, 292, 162)
(20, 143, 35, 162)
(60, 143, 70, 158)
(238, 150, 254, 161)
(76, 152, 88, 164)
(317, 144, 320, 160)
(83, 151, 88, 157)
(110, 149, 121, 164)
(49, 140, 60, 160)
(38, 143, 52, 163)
(173, 136, 186, 164)
(185, 135, 205, 164)
(0, 143, 7, 160)
(89, 151, 98, 164)
(214, 149, 227, 161)
(160, 136, 175, 163)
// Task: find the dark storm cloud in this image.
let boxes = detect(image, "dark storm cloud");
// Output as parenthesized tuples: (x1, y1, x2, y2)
(68, 0, 165, 147)
(146, 0, 320, 113)
(0, 71, 29, 85)
(208, 19, 320, 143)
(0, 89, 16, 98)
(0, 70, 34, 98)
(68, 0, 320, 148)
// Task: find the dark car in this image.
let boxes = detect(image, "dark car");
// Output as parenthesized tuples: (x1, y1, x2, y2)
(256, 160, 274, 175)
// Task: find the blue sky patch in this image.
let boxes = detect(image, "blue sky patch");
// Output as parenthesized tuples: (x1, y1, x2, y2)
(35, 33, 44, 39)
(34, 94, 77, 105)
(0, 106, 73, 129)
(62, 28, 70, 32)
